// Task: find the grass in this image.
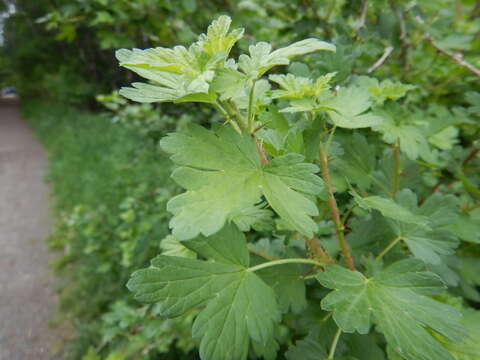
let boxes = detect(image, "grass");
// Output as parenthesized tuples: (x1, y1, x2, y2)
(21, 101, 183, 359)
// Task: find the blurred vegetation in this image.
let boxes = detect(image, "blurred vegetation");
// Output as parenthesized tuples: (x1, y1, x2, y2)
(2, 0, 479, 359)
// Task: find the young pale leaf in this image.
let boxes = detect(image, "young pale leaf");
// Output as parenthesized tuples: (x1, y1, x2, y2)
(160, 235, 196, 259)
(316, 259, 465, 360)
(117, 15, 244, 104)
(127, 225, 281, 360)
(160, 124, 324, 239)
(196, 15, 244, 57)
(269, 73, 335, 99)
(117, 46, 220, 103)
(239, 39, 335, 78)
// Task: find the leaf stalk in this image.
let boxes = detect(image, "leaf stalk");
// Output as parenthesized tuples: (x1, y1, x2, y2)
(247, 80, 257, 132)
(246, 258, 324, 273)
(392, 141, 402, 196)
(328, 327, 343, 360)
(376, 236, 403, 262)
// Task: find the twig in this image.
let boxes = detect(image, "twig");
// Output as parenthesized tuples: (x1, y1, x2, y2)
(462, 147, 479, 165)
(357, 0, 369, 31)
(389, 0, 410, 71)
(306, 236, 335, 264)
(319, 142, 356, 271)
(414, 15, 480, 77)
(368, 46, 394, 73)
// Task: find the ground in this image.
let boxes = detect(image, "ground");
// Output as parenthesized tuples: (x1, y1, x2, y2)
(0, 100, 60, 359)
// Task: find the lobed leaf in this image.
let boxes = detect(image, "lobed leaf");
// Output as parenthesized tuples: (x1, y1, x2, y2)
(316, 259, 466, 360)
(128, 225, 281, 360)
(160, 124, 324, 240)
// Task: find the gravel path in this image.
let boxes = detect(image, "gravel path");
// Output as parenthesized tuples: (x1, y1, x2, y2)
(0, 100, 58, 359)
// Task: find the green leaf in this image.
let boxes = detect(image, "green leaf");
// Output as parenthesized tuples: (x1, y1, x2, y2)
(441, 307, 480, 360)
(350, 188, 430, 227)
(457, 256, 480, 302)
(330, 133, 376, 191)
(323, 87, 382, 129)
(354, 76, 416, 104)
(256, 106, 305, 156)
(387, 191, 460, 264)
(127, 225, 280, 360)
(229, 204, 274, 232)
(316, 259, 465, 360)
(258, 263, 307, 314)
(182, 224, 249, 266)
(285, 331, 328, 360)
(251, 337, 280, 360)
(239, 39, 335, 77)
(210, 68, 248, 100)
(160, 124, 324, 239)
(444, 214, 480, 244)
(372, 107, 434, 161)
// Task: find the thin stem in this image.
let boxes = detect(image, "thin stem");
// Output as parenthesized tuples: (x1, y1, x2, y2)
(254, 137, 268, 165)
(462, 147, 479, 165)
(321, 312, 332, 322)
(341, 203, 357, 225)
(357, 0, 369, 31)
(376, 236, 402, 262)
(215, 101, 241, 133)
(306, 236, 334, 264)
(247, 258, 324, 273)
(368, 45, 394, 73)
(325, 0, 336, 22)
(328, 328, 342, 360)
(225, 100, 248, 130)
(413, 13, 480, 77)
(247, 80, 257, 132)
(325, 125, 337, 154)
(392, 141, 401, 196)
(319, 141, 356, 271)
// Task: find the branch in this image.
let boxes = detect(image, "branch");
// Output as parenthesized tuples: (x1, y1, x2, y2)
(318, 142, 356, 271)
(462, 147, 479, 165)
(368, 46, 394, 73)
(357, 0, 369, 31)
(414, 15, 480, 77)
(306, 236, 335, 264)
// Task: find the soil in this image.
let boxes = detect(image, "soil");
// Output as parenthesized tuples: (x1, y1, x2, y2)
(0, 100, 61, 359)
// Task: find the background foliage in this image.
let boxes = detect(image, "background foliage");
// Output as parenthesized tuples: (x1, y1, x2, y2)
(2, 0, 479, 359)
